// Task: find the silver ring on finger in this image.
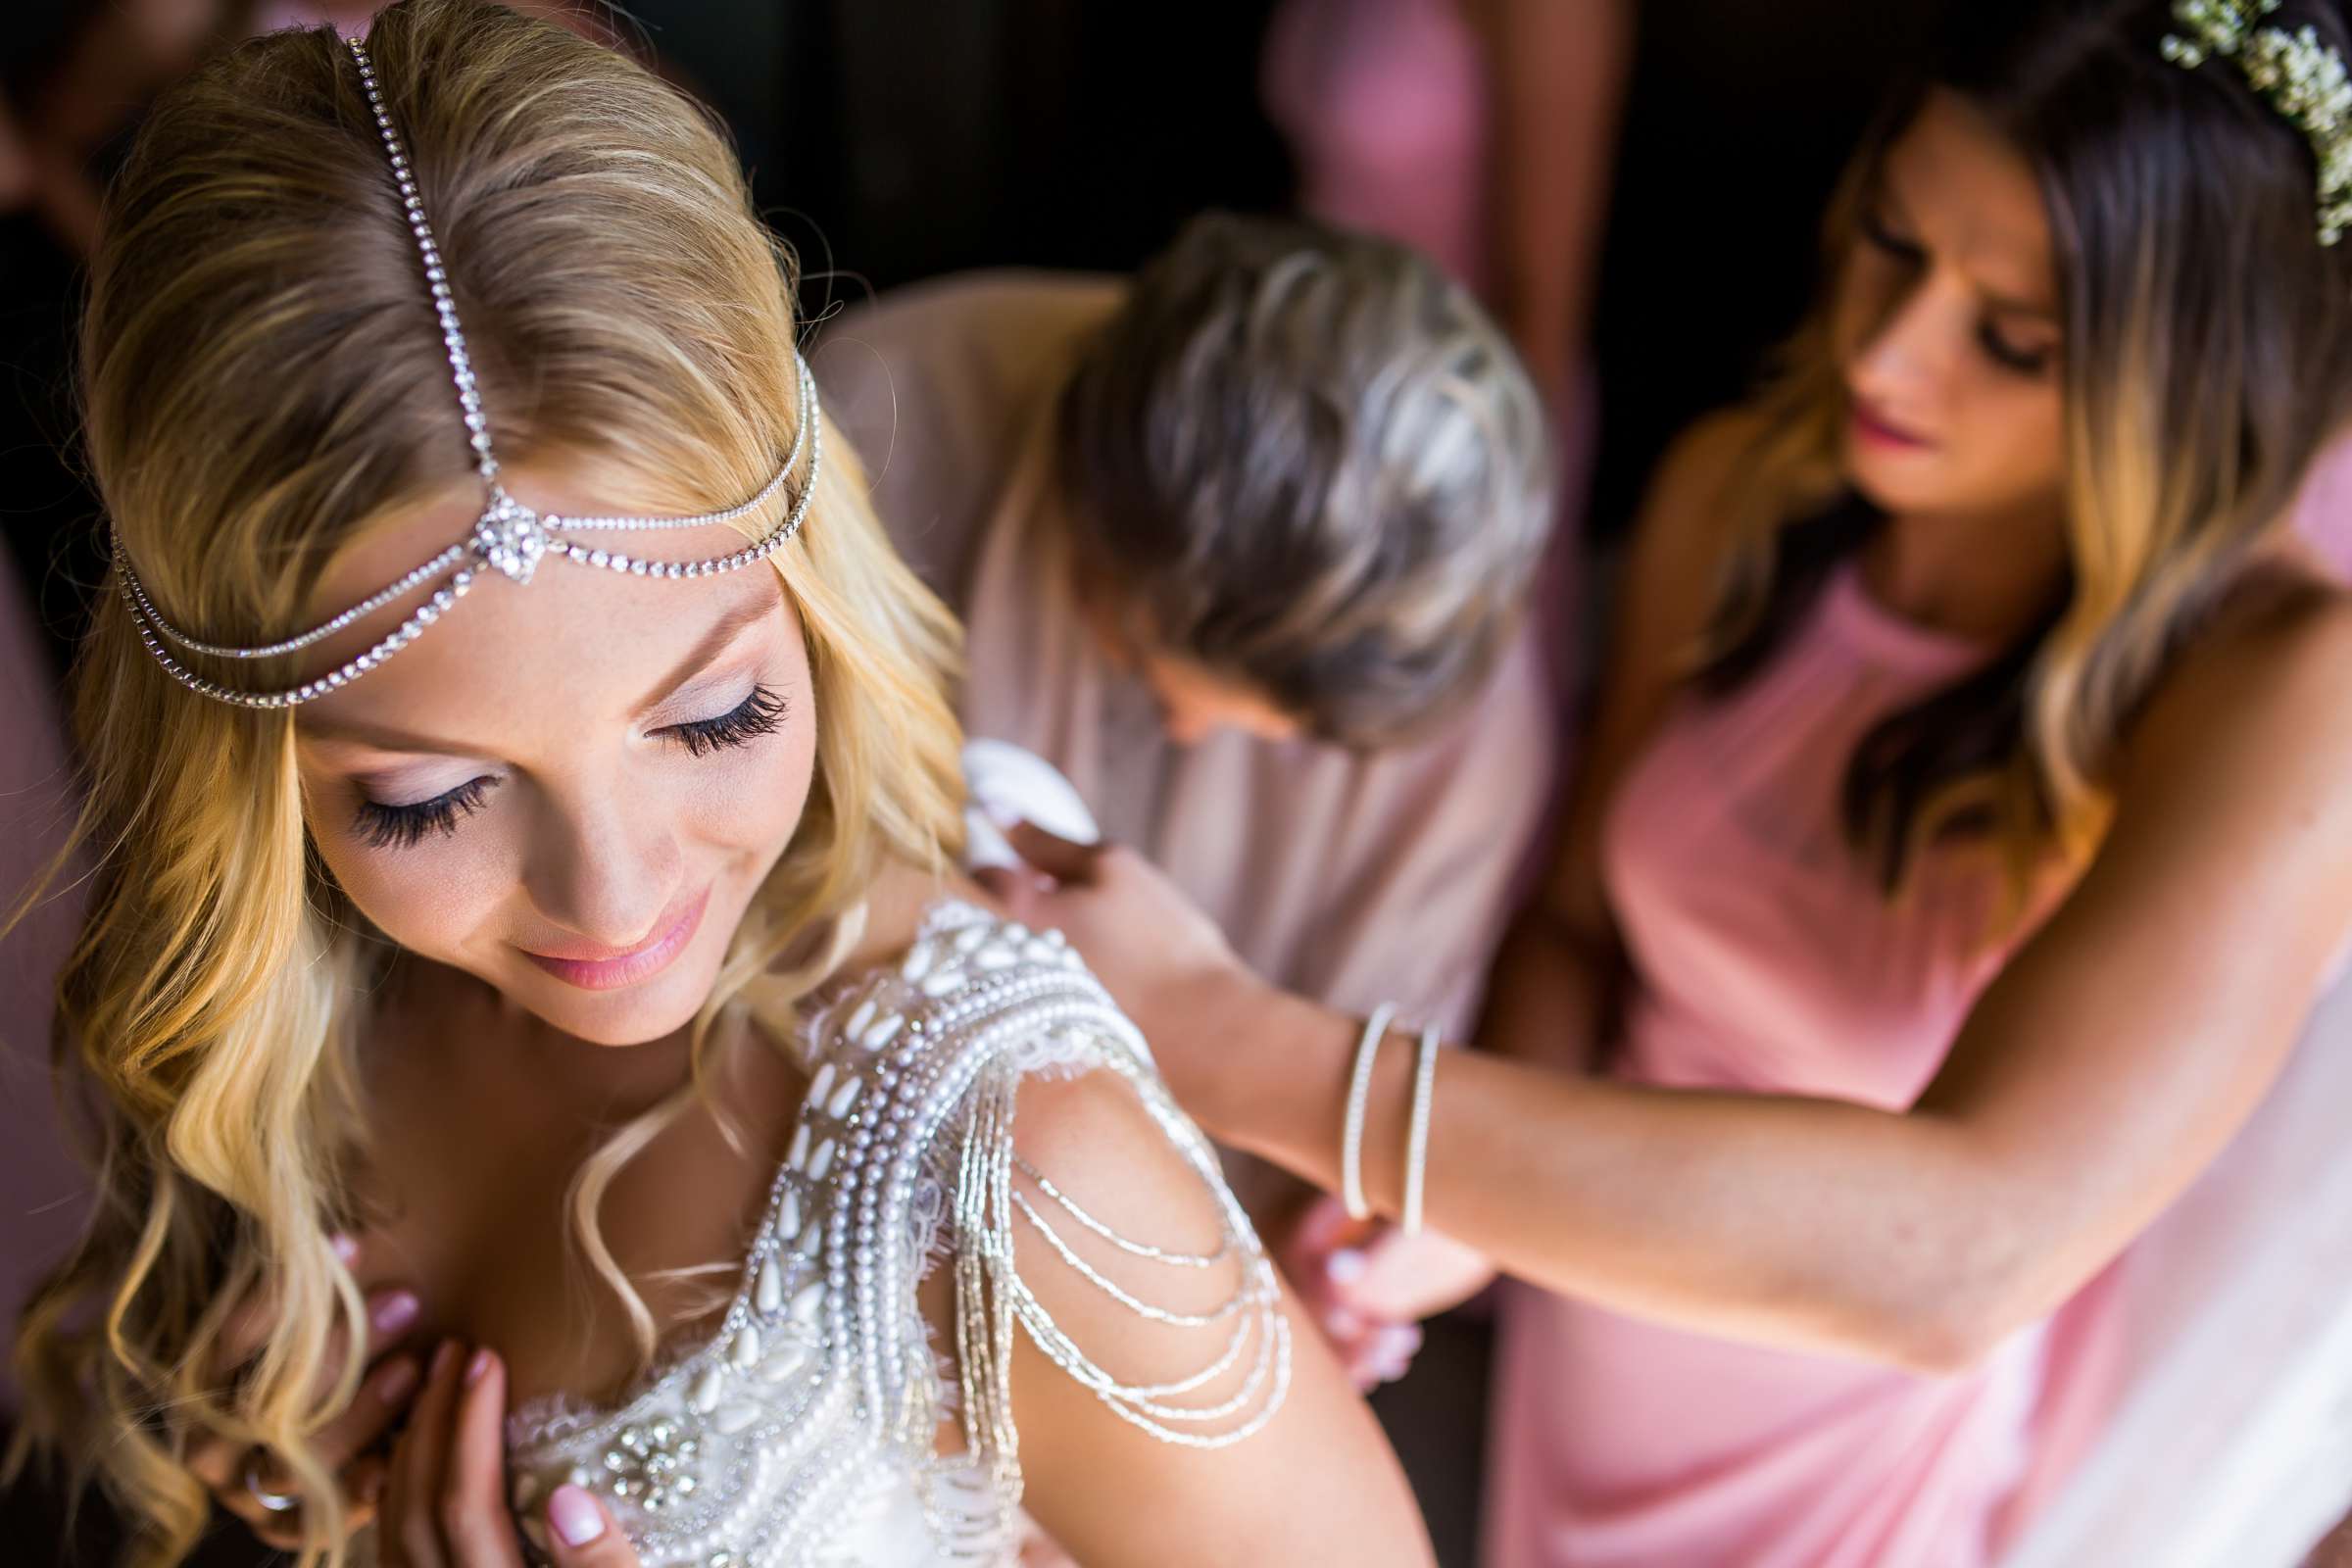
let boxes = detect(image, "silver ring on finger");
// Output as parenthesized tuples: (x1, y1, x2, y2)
(242, 1452, 300, 1515)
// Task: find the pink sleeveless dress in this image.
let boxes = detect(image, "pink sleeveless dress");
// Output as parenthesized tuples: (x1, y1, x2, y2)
(1484, 563, 2099, 1568)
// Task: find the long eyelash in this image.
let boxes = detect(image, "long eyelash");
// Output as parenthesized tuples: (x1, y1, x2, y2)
(666, 683, 789, 758)
(1978, 321, 2052, 375)
(354, 776, 495, 851)
(344, 688, 786, 851)
(1858, 210, 1924, 261)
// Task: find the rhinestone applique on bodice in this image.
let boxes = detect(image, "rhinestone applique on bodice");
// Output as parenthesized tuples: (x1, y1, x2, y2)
(503, 901, 1286, 1566)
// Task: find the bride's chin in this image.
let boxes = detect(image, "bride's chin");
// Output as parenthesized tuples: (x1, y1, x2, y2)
(514, 966, 719, 1048)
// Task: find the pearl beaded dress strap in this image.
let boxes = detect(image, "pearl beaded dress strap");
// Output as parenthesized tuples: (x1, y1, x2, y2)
(501, 901, 1286, 1567)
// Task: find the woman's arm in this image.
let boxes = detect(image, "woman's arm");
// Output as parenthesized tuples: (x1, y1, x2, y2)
(1264, 408, 1761, 1348)
(988, 1064, 1433, 1567)
(1005, 590, 2352, 1373)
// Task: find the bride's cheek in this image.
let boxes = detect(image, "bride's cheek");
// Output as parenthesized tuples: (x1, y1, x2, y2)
(325, 837, 518, 964)
(703, 723, 818, 862)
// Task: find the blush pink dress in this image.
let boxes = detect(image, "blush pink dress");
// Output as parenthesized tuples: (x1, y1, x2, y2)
(1484, 562, 2106, 1568)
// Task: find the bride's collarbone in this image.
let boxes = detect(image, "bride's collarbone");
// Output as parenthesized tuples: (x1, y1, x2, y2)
(345, 877, 962, 1404)
(354, 1036, 809, 1410)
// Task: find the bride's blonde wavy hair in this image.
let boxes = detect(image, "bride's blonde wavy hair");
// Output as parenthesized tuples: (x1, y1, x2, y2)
(1697, 0, 2352, 904)
(6, 3, 963, 1562)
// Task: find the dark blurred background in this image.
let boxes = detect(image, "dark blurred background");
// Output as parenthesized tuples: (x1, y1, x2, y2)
(0, 0, 1936, 677)
(0, 2, 1936, 1562)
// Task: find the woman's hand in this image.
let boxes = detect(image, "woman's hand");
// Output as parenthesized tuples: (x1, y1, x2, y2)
(976, 821, 1277, 1121)
(1279, 1196, 1497, 1390)
(188, 1237, 427, 1550)
(380, 1339, 641, 1568)
(1275, 1196, 1420, 1390)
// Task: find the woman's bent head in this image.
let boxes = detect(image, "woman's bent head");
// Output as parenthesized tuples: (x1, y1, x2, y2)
(1708, 0, 2352, 894)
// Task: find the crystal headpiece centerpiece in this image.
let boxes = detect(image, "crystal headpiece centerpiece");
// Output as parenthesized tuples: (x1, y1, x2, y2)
(111, 34, 820, 710)
(475, 489, 553, 584)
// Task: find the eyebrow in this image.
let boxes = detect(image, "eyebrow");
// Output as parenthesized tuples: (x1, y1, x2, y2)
(629, 584, 781, 719)
(299, 583, 782, 756)
(1979, 287, 2058, 324)
(1874, 176, 2059, 323)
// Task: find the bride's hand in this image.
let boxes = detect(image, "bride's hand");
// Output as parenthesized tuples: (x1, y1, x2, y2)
(188, 1236, 426, 1549)
(1278, 1196, 1498, 1391)
(975, 820, 1272, 1117)
(380, 1341, 641, 1568)
(1274, 1195, 1423, 1390)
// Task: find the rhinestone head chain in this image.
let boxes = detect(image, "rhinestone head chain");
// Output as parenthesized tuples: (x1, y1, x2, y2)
(111, 33, 821, 710)
(2163, 0, 2352, 245)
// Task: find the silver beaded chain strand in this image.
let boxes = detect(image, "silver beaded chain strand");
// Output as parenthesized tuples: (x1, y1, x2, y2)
(133, 541, 471, 662)
(107, 33, 822, 710)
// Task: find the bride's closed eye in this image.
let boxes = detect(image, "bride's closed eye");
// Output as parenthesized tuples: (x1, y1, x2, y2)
(662, 681, 789, 757)
(350, 682, 793, 850)
(355, 774, 497, 850)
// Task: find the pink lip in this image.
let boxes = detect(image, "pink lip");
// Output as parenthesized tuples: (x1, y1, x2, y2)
(1849, 397, 1936, 451)
(521, 886, 710, 992)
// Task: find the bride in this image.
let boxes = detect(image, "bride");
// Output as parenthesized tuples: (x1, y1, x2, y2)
(5, 3, 1424, 1564)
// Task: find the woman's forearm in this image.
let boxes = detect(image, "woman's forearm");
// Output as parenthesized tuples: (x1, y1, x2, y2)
(1189, 975, 2025, 1371)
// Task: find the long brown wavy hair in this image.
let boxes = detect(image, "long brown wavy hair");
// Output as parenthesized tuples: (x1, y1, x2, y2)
(1697, 0, 2352, 898)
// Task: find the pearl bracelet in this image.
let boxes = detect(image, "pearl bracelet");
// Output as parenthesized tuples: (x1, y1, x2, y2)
(1402, 1024, 1442, 1235)
(1341, 1004, 1398, 1222)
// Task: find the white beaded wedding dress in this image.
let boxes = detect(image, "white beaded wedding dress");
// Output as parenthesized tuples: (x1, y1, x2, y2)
(502, 899, 1288, 1566)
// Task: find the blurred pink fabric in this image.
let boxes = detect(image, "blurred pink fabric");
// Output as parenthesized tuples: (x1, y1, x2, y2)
(1996, 441, 2352, 1564)
(1485, 438, 2352, 1564)
(1485, 564, 2097, 1568)
(1262, 0, 1492, 291)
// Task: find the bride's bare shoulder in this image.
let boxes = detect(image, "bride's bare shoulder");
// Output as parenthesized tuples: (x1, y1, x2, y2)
(825, 859, 995, 977)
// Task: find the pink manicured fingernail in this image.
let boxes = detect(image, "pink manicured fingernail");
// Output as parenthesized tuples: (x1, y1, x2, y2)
(465, 1348, 496, 1388)
(373, 1357, 420, 1404)
(1326, 1248, 1367, 1284)
(369, 1291, 420, 1337)
(330, 1233, 361, 1266)
(548, 1484, 606, 1545)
